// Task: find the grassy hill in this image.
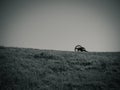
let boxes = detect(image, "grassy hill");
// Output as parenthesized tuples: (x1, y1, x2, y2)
(0, 46, 120, 90)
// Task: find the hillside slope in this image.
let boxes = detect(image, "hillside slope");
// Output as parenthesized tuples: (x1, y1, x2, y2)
(0, 47, 120, 90)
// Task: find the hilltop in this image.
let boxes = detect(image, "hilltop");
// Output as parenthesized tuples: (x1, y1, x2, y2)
(0, 46, 120, 90)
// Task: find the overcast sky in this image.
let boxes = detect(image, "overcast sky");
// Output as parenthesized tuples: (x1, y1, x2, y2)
(0, 0, 120, 51)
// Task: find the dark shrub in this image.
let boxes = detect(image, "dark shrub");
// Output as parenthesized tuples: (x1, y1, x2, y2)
(34, 52, 63, 60)
(0, 55, 6, 59)
(0, 46, 6, 49)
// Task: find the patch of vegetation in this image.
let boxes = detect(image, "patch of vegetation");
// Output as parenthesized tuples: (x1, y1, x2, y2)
(0, 46, 6, 49)
(0, 47, 120, 90)
(34, 52, 64, 60)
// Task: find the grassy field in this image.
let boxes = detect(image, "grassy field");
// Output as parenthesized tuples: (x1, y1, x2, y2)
(0, 46, 120, 90)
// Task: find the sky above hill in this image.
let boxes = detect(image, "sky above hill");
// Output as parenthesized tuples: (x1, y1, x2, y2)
(0, 0, 120, 51)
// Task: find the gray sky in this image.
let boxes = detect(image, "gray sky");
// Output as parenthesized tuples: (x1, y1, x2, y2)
(0, 0, 120, 51)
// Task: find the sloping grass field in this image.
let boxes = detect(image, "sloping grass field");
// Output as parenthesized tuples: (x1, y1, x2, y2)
(0, 46, 120, 90)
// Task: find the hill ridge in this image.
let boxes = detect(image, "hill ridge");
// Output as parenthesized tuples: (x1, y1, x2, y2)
(0, 47, 120, 90)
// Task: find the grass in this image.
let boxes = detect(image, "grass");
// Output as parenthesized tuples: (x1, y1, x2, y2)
(0, 47, 120, 90)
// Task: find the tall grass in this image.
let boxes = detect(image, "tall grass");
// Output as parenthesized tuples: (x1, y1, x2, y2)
(0, 47, 120, 90)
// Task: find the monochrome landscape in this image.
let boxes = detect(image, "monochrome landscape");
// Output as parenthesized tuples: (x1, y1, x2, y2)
(0, 0, 120, 90)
